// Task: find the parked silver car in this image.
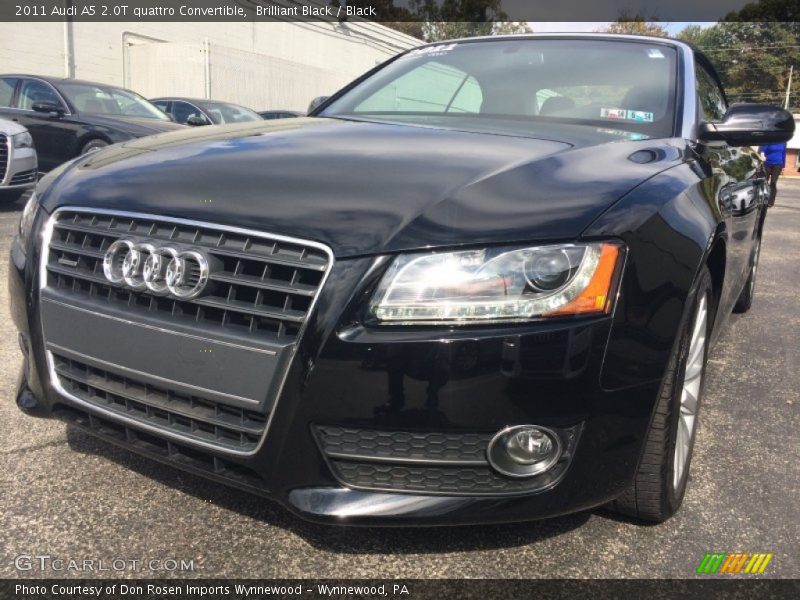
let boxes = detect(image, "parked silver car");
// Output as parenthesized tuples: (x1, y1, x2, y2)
(0, 117, 37, 198)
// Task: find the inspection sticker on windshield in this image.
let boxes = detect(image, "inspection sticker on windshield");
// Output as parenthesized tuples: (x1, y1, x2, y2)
(600, 108, 627, 120)
(601, 108, 654, 123)
(627, 110, 654, 122)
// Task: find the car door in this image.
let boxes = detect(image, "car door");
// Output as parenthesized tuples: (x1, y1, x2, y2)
(13, 78, 78, 171)
(694, 62, 762, 305)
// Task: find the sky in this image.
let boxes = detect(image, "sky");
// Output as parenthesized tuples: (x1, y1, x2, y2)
(528, 22, 715, 37)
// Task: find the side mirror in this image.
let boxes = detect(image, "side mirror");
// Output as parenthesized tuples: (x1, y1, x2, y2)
(32, 101, 64, 117)
(307, 96, 329, 114)
(186, 115, 208, 126)
(698, 103, 795, 147)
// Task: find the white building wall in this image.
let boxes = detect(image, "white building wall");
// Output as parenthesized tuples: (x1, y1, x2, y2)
(0, 20, 418, 111)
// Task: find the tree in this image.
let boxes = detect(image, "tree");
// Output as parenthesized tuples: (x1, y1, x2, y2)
(723, 0, 800, 22)
(493, 21, 533, 35)
(678, 22, 800, 111)
(599, 12, 668, 37)
(409, 0, 510, 41)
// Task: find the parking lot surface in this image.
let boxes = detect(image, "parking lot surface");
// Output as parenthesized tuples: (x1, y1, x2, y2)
(1, 182, 798, 579)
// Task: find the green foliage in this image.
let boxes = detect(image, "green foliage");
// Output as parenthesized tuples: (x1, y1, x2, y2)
(600, 14, 669, 37)
(724, 0, 800, 22)
(678, 22, 800, 111)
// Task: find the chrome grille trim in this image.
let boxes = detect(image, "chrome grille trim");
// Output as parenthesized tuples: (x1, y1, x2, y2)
(0, 134, 7, 182)
(44, 210, 329, 341)
(10, 168, 37, 185)
(40, 207, 335, 456)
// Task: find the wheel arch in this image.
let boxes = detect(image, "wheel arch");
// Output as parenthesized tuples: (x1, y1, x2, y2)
(75, 134, 112, 156)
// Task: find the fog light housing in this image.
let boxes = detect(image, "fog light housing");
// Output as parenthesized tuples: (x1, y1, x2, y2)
(487, 425, 562, 478)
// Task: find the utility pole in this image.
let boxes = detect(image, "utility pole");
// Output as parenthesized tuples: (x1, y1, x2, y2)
(784, 65, 793, 110)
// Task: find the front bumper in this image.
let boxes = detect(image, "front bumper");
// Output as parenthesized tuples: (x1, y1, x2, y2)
(10, 219, 663, 525)
(1, 144, 37, 189)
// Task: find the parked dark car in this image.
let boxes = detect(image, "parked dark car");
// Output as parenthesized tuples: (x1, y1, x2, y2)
(0, 75, 185, 172)
(259, 110, 305, 120)
(10, 35, 793, 526)
(151, 97, 262, 126)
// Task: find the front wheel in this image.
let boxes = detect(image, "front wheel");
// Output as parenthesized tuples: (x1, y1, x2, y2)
(610, 267, 712, 522)
(80, 139, 109, 155)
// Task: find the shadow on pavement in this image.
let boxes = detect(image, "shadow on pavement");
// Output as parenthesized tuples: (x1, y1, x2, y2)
(65, 425, 592, 554)
(0, 189, 31, 212)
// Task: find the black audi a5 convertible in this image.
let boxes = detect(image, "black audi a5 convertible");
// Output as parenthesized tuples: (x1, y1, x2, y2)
(9, 35, 794, 525)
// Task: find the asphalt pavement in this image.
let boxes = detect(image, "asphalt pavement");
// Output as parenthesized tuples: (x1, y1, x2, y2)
(1, 181, 798, 579)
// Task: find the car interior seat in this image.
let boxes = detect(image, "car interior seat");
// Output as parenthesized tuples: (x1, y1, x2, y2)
(83, 99, 105, 114)
(620, 85, 667, 117)
(480, 92, 534, 117)
(539, 96, 576, 116)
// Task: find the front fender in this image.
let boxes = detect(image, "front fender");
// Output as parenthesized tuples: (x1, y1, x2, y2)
(583, 162, 721, 390)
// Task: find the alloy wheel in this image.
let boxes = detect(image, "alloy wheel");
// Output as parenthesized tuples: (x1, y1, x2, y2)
(673, 292, 708, 490)
(749, 238, 761, 298)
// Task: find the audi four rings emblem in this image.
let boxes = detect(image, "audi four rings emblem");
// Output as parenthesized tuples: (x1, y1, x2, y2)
(102, 240, 210, 300)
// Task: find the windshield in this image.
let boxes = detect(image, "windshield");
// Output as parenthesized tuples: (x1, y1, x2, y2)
(59, 83, 170, 120)
(198, 101, 261, 124)
(321, 39, 678, 138)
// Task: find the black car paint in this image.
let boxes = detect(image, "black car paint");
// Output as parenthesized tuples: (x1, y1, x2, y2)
(38, 118, 689, 255)
(0, 76, 184, 171)
(8, 41, 769, 525)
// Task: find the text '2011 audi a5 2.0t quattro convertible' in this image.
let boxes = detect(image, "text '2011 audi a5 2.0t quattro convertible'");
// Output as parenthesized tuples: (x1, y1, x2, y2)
(10, 35, 794, 525)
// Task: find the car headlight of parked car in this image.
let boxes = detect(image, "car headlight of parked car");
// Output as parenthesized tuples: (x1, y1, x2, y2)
(12, 131, 34, 149)
(18, 192, 39, 250)
(370, 241, 623, 324)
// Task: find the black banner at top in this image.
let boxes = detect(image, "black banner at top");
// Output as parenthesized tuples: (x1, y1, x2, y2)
(1, 0, 795, 24)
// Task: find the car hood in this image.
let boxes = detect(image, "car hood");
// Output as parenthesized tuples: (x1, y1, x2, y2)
(78, 113, 186, 135)
(0, 117, 29, 136)
(42, 117, 684, 257)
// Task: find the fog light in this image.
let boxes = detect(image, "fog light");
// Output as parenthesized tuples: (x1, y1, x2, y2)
(487, 425, 562, 478)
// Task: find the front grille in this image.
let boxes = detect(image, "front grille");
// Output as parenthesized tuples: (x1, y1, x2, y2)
(0, 134, 7, 181)
(53, 353, 267, 452)
(55, 405, 268, 493)
(10, 168, 36, 185)
(316, 426, 492, 464)
(42, 209, 333, 454)
(314, 425, 581, 496)
(46, 210, 331, 343)
(331, 459, 572, 495)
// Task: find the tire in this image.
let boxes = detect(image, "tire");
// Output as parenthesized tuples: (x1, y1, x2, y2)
(80, 139, 109, 155)
(610, 267, 712, 522)
(733, 235, 761, 313)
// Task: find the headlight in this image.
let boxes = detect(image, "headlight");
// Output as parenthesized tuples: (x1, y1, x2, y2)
(18, 191, 39, 249)
(12, 131, 34, 149)
(369, 242, 623, 324)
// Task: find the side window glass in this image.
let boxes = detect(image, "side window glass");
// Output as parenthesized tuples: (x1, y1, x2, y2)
(18, 79, 64, 111)
(172, 102, 206, 124)
(0, 77, 18, 107)
(152, 100, 170, 112)
(696, 66, 727, 121)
